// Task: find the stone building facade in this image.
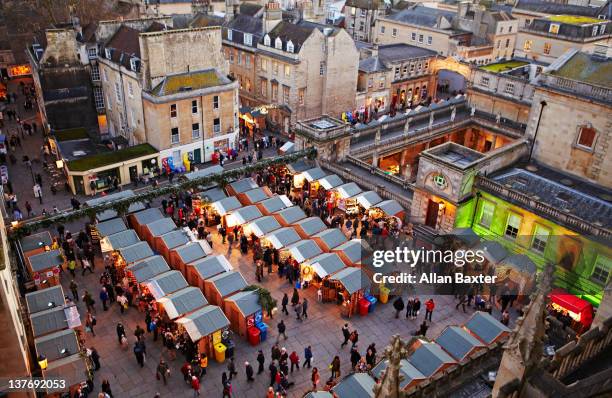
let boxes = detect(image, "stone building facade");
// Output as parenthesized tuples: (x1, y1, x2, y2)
(343, 0, 386, 43)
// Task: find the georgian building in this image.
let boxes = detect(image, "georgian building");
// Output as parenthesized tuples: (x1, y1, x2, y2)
(343, 0, 387, 43)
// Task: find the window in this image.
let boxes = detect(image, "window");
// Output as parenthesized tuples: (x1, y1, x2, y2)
(379, 76, 385, 89)
(320, 61, 326, 75)
(284, 65, 291, 77)
(592, 255, 611, 284)
(105, 48, 112, 59)
(411, 32, 416, 41)
(261, 58, 267, 71)
(410, 63, 415, 73)
(298, 88, 305, 105)
(88, 47, 98, 59)
(479, 201, 495, 228)
(245, 55, 251, 68)
(392, 28, 397, 37)
(417, 62, 422, 71)
(127, 82, 134, 98)
(499, 27, 503, 34)
(271, 82, 278, 101)
(273, 61, 279, 75)
(576, 125, 596, 150)
(394, 67, 400, 79)
(505, 213, 522, 239)
(171, 127, 179, 144)
(192, 100, 198, 114)
(227, 29, 233, 41)
(418, 34, 423, 43)
(351, 7, 356, 15)
(496, 40, 501, 49)
(213, 95, 219, 110)
(93, 87, 105, 109)
(275, 37, 282, 50)
(504, 82, 515, 94)
(427, 36, 432, 45)
(192, 123, 200, 139)
(213, 118, 220, 134)
(130, 58, 139, 72)
(237, 52, 242, 65)
(260, 78, 267, 96)
(549, 23, 560, 34)
(424, 60, 429, 70)
(91, 63, 100, 81)
(380, 26, 385, 34)
(170, 104, 177, 118)
(402, 65, 408, 76)
(264, 34, 270, 46)
(229, 50, 234, 63)
(244, 33, 253, 46)
(103, 68, 108, 82)
(359, 22, 365, 31)
(114, 82, 122, 103)
(508, 26, 512, 33)
(531, 225, 550, 253)
(523, 40, 532, 51)
(368, 77, 373, 88)
(505, 38, 510, 48)
(543, 42, 551, 55)
(287, 40, 294, 53)
(282, 85, 290, 104)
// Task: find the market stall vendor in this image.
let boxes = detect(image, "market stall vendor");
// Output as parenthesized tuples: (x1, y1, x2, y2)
(224, 290, 262, 337)
(333, 183, 363, 215)
(292, 216, 328, 239)
(141, 217, 177, 248)
(313, 228, 348, 252)
(169, 241, 213, 276)
(225, 178, 259, 196)
(100, 229, 140, 254)
(329, 267, 372, 317)
(187, 255, 233, 290)
(175, 305, 230, 359)
(157, 287, 208, 321)
(156, 229, 191, 259)
(237, 187, 274, 206)
(256, 195, 293, 215)
(28, 250, 65, 290)
(211, 196, 243, 227)
(144, 270, 189, 300)
(371, 199, 405, 221)
(301, 252, 346, 287)
(204, 270, 248, 307)
(193, 187, 228, 226)
(128, 207, 165, 237)
(273, 206, 307, 227)
(548, 288, 594, 333)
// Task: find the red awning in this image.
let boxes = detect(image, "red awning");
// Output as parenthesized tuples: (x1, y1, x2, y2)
(549, 288, 591, 314)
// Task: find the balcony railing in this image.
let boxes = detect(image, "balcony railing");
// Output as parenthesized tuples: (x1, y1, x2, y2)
(540, 74, 612, 103)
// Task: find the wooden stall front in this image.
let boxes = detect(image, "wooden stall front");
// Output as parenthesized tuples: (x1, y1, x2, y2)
(300, 252, 346, 287)
(187, 255, 233, 290)
(370, 199, 405, 222)
(194, 187, 227, 226)
(156, 229, 190, 260)
(28, 250, 64, 290)
(329, 267, 371, 318)
(169, 241, 213, 276)
(237, 187, 274, 206)
(128, 207, 165, 237)
(273, 206, 307, 227)
(204, 270, 248, 307)
(256, 195, 293, 215)
(224, 290, 262, 337)
(225, 178, 259, 196)
(175, 305, 230, 358)
(292, 217, 328, 239)
(157, 287, 209, 320)
(141, 217, 177, 249)
(312, 228, 348, 252)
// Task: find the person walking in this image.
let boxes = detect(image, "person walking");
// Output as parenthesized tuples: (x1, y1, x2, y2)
(349, 330, 359, 349)
(134, 342, 145, 368)
(329, 356, 341, 380)
(456, 295, 468, 313)
(116, 323, 125, 345)
(101, 379, 113, 398)
(291, 288, 299, 306)
(85, 311, 96, 337)
(303, 345, 313, 368)
(245, 361, 254, 382)
(405, 298, 414, 319)
(268, 361, 278, 387)
(89, 347, 101, 370)
(412, 297, 421, 319)
(276, 320, 287, 342)
(281, 293, 289, 315)
(289, 351, 300, 373)
(191, 375, 200, 396)
(425, 298, 435, 322)
(295, 301, 302, 321)
(341, 324, 350, 348)
(157, 360, 169, 385)
(256, 350, 265, 374)
(393, 296, 405, 319)
(311, 367, 320, 391)
(99, 288, 109, 311)
(69, 280, 79, 302)
(227, 358, 238, 380)
(350, 346, 361, 371)
(302, 298, 308, 318)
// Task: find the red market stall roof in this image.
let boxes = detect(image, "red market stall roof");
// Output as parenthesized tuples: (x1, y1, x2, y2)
(549, 288, 594, 327)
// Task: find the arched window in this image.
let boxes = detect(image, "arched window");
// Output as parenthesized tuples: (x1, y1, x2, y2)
(275, 37, 283, 50)
(264, 34, 270, 46)
(287, 40, 294, 53)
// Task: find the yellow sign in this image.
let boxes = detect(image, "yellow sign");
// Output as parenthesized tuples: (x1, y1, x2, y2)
(182, 152, 191, 172)
(212, 330, 222, 344)
(9, 65, 32, 77)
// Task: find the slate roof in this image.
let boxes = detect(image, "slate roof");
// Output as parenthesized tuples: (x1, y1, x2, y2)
(224, 14, 263, 49)
(359, 56, 389, 73)
(377, 43, 438, 64)
(345, 0, 382, 10)
(287, 240, 324, 263)
(275, 206, 307, 224)
(435, 326, 485, 361)
(105, 25, 141, 69)
(35, 329, 79, 362)
(464, 311, 511, 344)
(31, 307, 68, 337)
(147, 218, 177, 237)
(243, 188, 271, 203)
(212, 196, 242, 215)
(304, 392, 334, 398)
(386, 5, 457, 29)
(127, 255, 171, 283)
(313, 228, 348, 250)
(183, 165, 224, 181)
(259, 195, 293, 213)
(248, 216, 282, 237)
(146, 271, 189, 299)
(308, 253, 346, 278)
(104, 229, 140, 251)
(514, 0, 611, 18)
(331, 267, 371, 294)
(190, 255, 233, 280)
(29, 250, 64, 272)
(160, 230, 190, 249)
(449, 227, 480, 247)
(226, 290, 261, 316)
(119, 242, 154, 264)
(132, 207, 165, 226)
(332, 373, 376, 398)
(408, 341, 456, 377)
(41, 354, 88, 393)
(231, 205, 263, 224)
(371, 359, 425, 389)
(229, 178, 259, 194)
(20, 232, 54, 253)
(527, 17, 610, 40)
(151, 69, 231, 96)
(240, 2, 264, 16)
(318, 174, 344, 190)
(26, 286, 65, 314)
(175, 242, 210, 263)
(264, 227, 301, 249)
(190, 13, 225, 28)
(262, 21, 314, 53)
(177, 305, 230, 341)
(159, 287, 208, 319)
(199, 187, 227, 203)
(294, 217, 327, 236)
(209, 271, 248, 297)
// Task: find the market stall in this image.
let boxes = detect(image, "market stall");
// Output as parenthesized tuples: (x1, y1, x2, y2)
(407, 341, 456, 378)
(292, 216, 328, 239)
(19, 231, 53, 258)
(169, 241, 213, 276)
(464, 311, 511, 345)
(286, 161, 312, 175)
(42, 354, 91, 398)
(157, 287, 208, 320)
(300, 252, 346, 286)
(100, 229, 140, 254)
(261, 227, 301, 250)
(435, 325, 486, 362)
(329, 267, 371, 317)
(187, 255, 233, 290)
(95, 218, 128, 239)
(86, 189, 146, 222)
(34, 329, 80, 363)
(191, 186, 228, 226)
(286, 240, 324, 263)
(549, 288, 594, 333)
(27, 250, 64, 290)
(127, 255, 171, 284)
(273, 206, 307, 227)
(144, 270, 189, 300)
(225, 178, 259, 196)
(226, 205, 263, 230)
(333, 183, 363, 215)
(318, 174, 344, 191)
(204, 270, 248, 307)
(473, 240, 508, 272)
(293, 167, 326, 190)
(371, 359, 426, 391)
(244, 216, 282, 239)
(114, 242, 155, 280)
(354, 191, 383, 211)
(175, 305, 230, 359)
(155, 229, 191, 260)
(237, 187, 274, 206)
(334, 239, 371, 267)
(256, 195, 293, 215)
(211, 196, 243, 227)
(313, 228, 348, 251)
(30, 306, 69, 338)
(97, 202, 147, 223)
(128, 207, 165, 237)
(25, 286, 65, 315)
(496, 254, 537, 296)
(278, 141, 294, 155)
(332, 373, 376, 398)
(141, 217, 177, 248)
(224, 290, 262, 337)
(371, 199, 405, 220)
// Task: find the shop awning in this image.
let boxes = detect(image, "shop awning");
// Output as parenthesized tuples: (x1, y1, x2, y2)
(30, 306, 68, 337)
(274, 206, 307, 224)
(435, 325, 485, 361)
(96, 218, 128, 238)
(242, 187, 272, 204)
(302, 167, 327, 182)
(175, 242, 212, 264)
(41, 354, 89, 394)
(287, 240, 323, 263)
(318, 174, 344, 190)
(313, 228, 348, 250)
(212, 196, 242, 216)
(449, 228, 480, 247)
(248, 216, 282, 238)
(209, 271, 248, 297)
(286, 160, 312, 174)
(336, 182, 362, 199)
(145, 270, 189, 300)
(355, 191, 383, 210)
(147, 217, 177, 237)
(199, 187, 227, 203)
(475, 241, 508, 264)
(464, 311, 510, 345)
(549, 289, 594, 317)
(158, 287, 208, 320)
(498, 254, 537, 274)
(294, 216, 327, 236)
(118, 242, 154, 264)
(176, 305, 230, 341)
(279, 141, 294, 154)
(332, 373, 376, 398)
(97, 202, 146, 222)
(330, 267, 371, 295)
(334, 239, 371, 265)
(226, 290, 261, 317)
(101, 229, 140, 252)
(34, 329, 79, 362)
(264, 227, 301, 249)
(259, 195, 293, 214)
(20, 231, 53, 253)
(375, 199, 404, 217)
(160, 230, 190, 250)
(228, 178, 258, 194)
(191, 255, 233, 280)
(132, 207, 164, 226)
(127, 255, 171, 283)
(306, 253, 346, 278)
(228, 205, 263, 225)
(408, 341, 456, 378)
(183, 165, 224, 181)
(29, 250, 64, 272)
(372, 359, 425, 390)
(26, 286, 64, 315)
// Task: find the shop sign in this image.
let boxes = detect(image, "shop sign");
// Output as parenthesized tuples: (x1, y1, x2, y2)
(212, 330, 222, 345)
(433, 173, 447, 189)
(46, 271, 54, 278)
(254, 310, 263, 323)
(247, 315, 255, 327)
(9, 65, 32, 77)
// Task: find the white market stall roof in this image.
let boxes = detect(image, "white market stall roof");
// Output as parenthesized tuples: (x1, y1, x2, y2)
(146, 217, 177, 237)
(96, 218, 128, 238)
(30, 306, 68, 337)
(26, 285, 64, 314)
(243, 187, 271, 204)
(212, 196, 242, 216)
(435, 325, 485, 361)
(287, 240, 323, 263)
(371, 359, 425, 390)
(286, 160, 312, 174)
(313, 228, 348, 250)
(34, 329, 79, 362)
(302, 167, 327, 182)
(158, 287, 208, 319)
(176, 305, 230, 341)
(336, 182, 362, 199)
(118, 242, 154, 264)
(264, 227, 301, 249)
(355, 191, 383, 210)
(101, 229, 140, 252)
(274, 206, 307, 224)
(375, 199, 404, 217)
(145, 270, 189, 300)
(464, 311, 511, 345)
(279, 141, 294, 154)
(318, 174, 344, 190)
(20, 231, 53, 253)
(225, 290, 261, 317)
(175, 241, 212, 264)
(229, 205, 263, 225)
(294, 216, 327, 236)
(259, 195, 293, 214)
(306, 253, 346, 278)
(332, 373, 376, 398)
(330, 267, 371, 295)
(199, 187, 227, 203)
(190, 255, 233, 280)
(183, 165, 224, 181)
(208, 270, 248, 297)
(29, 250, 64, 272)
(228, 178, 258, 194)
(334, 239, 371, 265)
(132, 207, 165, 226)
(247, 216, 282, 238)
(408, 341, 456, 378)
(160, 230, 190, 250)
(127, 255, 171, 283)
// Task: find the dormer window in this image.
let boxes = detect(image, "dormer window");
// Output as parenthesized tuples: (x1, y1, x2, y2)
(228, 29, 233, 41)
(105, 48, 112, 59)
(130, 58, 139, 72)
(264, 34, 271, 46)
(275, 37, 282, 50)
(244, 33, 253, 46)
(287, 40, 294, 53)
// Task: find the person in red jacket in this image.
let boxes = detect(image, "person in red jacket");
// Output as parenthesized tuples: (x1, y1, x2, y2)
(425, 299, 435, 322)
(289, 351, 300, 373)
(191, 375, 200, 396)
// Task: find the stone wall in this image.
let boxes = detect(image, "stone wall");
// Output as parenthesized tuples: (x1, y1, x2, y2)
(96, 17, 173, 43)
(323, 29, 359, 118)
(41, 29, 81, 66)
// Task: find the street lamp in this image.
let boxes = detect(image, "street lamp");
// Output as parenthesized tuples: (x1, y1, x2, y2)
(37, 355, 48, 370)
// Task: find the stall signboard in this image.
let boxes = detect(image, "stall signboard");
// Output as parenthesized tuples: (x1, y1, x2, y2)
(64, 305, 82, 328)
(255, 310, 263, 323)
(247, 315, 255, 328)
(9, 65, 32, 77)
(213, 330, 222, 345)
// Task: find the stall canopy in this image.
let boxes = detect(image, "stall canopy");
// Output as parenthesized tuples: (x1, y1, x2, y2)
(336, 182, 362, 199)
(101, 229, 140, 252)
(147, 218, 178, 237)
(464, 311, 511, 345)
(549, 288, 594, 328)
(275, 206, 307, 224)
(331, 267, 371, 295)
(145, 271, 189, 300)
(332, 373, 376, 398)
(96, 218, 128, 238)
(313, 228, 348, 250)
(228, 178, 259, 194)
(307, 253, 346, 278)
(294, 217, 327, 237)
(226, 290, 261, 317)
(30, 307, 68, 337)
(199, 187, 227, 203)
(449, 228, 480, 247)
(127, 255, 171, 283)
(160, 230, 191, 250)
(176, 242, 212, 264)
(408, 341, 456, 377)
(118, 242, 154, 264)
(29, 250, 64, 272)
(318, 174, 344, 190)
(176, 305, 230, 341)
(34, 329, 79, 362)
(435, 326, 485, 361)
(42, 354, 88, 394)
(132, 207, 165, 226)
(247, 216, 282, 238)
(287, 240, 324, 263)
(286, 161, 312, 174)
(243, 188, 271, 204)
(375, 199, 404, 218)
(259, 195, 293, 214)
(302, 167, 327, 182)
(183, 165, 224, 181)
(264, 227, 301, 249)
(334, 239, 370, 265)
(228, 205, 263, 226)
(209, 271, 248, 297)
(355, 191, 383, 210)
(26, 286, 64, 314)
(191, 255, 233, 280)
(212, 196, 242, 216)
(371, 359, 425, 390)
(279, 141, 294, 154)
(20, 231, 53, 253)
(158, 287, 208, 319)
(475, 241, 508, 264)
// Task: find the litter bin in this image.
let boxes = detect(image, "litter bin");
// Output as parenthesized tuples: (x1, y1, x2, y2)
(214, 343, 227, 363)
(366, 295, 377, 313)
(358, 298, 370, 316)
(379, 287, 390, 304)
(256, 322, 268, 342)
(248, 326, 261, 346)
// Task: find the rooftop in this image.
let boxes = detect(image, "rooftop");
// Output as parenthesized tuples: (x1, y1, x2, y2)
(150, 69, 231, 96)
(66, 144, 158, 172)
(360, 43, 438, 73)
(480, 60, 529, 73)
(547, 15, 603, 25)
(550, 51, 612, 88)
(262, 21, 314, 53)
(513, 0, 612, 19)
(385, 5, 458, 31)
